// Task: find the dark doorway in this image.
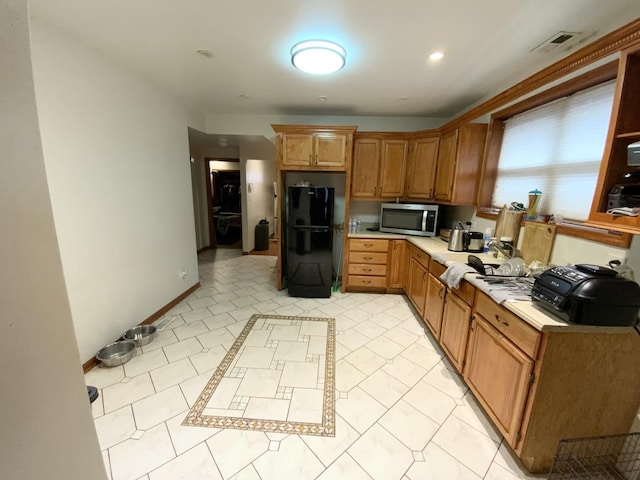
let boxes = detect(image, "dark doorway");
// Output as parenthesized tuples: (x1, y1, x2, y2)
(206, 159, 242, 249)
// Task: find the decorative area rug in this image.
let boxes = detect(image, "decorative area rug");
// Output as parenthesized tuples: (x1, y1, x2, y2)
(183, 314, 336, 437)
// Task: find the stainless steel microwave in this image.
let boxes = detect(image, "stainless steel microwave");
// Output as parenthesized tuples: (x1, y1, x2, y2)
(379, 203, 439, 237)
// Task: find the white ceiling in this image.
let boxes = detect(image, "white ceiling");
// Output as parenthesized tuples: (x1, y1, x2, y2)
(29, 0, 640, 118)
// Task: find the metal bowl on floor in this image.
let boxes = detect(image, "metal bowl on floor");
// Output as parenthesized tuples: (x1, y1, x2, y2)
(96, 341, 136, 367)
(122, 325, 157, 347)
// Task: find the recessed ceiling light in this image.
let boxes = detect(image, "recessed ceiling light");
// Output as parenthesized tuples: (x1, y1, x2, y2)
(429, 51, 444, 62)
(291, 40, 346, 75)
(196, 49, 214, 58)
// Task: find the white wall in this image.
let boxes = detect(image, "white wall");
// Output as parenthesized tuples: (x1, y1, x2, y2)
(205, 113, 445, 138)
(240, 138, 277, 252)
(30, 18, 200, 362)
(0, 1, 105, 477)
(243, 159, 277, 251)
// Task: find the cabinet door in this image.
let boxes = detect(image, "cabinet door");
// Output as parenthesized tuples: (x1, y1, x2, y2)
(434, 129, 458, 201)
(464, 314, 534, 446)
(351, 138, 381, 198)
(379, 139, 408, 198)
(388, 240, 406, 289)
(406, 137, 439, 199)
(402, 238, 412, 293)
(440, 291, 471, 371)
(408, 258, 427, 316)
(281, 133, 313, 166)
(315, 133, 347, 167)
(424, 273, 446, 339)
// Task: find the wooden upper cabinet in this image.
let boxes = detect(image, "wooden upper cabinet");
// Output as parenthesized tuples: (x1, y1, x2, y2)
(351, 138, 380, 198)
(434, 130, 458, 201)
(281, 133, 314, 166)
(434, 123, 488, 205)
(351, 133, 408, 199)
(406, 136, 439, 200)
(315, 133, 348, 167)
(588, 44, 640, 234)
(379, 139, 408, 197)
(272, 125, 357, 171)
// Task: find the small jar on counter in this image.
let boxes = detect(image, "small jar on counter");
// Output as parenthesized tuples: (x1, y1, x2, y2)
(498, 236, 513, 259)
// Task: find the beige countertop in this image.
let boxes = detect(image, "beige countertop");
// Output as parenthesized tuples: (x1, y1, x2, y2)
(347, 231, 635, 334)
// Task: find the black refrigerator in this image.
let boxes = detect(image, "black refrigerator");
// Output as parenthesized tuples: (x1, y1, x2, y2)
(286, 186, 334, 298)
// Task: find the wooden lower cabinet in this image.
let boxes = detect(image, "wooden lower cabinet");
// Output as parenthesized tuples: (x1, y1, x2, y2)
(423, 273, 446, 338)
(388, 240, 407, 290)
(345, 239, 388, 291)
(407, 258, 428, 316)
(464, 314, 534, 446)
(440, 292, 472, 371)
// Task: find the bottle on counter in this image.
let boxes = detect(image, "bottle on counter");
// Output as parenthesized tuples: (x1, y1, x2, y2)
(483, 227, 494, 253)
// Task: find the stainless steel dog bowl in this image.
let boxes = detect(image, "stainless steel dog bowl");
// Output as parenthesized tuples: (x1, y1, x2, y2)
(122, 325, 157, 347)
(96, 340, 136, 367)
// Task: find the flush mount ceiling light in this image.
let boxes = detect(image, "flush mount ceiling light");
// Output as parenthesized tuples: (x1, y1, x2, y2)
(429, 51, 444, 62)
(291, 40, 346, 74)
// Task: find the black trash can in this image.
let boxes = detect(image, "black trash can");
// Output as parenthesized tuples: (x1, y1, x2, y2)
(255, 219, 269, 251)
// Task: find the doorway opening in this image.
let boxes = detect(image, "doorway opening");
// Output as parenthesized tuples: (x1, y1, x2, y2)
(206, 158, 242, 249)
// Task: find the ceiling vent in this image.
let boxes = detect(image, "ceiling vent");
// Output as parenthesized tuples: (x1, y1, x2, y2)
(531, 31, 582, 54)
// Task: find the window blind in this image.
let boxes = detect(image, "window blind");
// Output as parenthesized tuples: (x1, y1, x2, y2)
(493, 80, 615, 221)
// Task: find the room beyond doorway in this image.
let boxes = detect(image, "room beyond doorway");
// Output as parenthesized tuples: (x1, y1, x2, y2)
(207, 158, 242, 249)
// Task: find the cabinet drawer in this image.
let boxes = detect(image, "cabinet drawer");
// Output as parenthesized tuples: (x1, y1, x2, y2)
(474, 292, 541, 358)
(411, 246, 430, 269)
(456, 279, 476, 306)
(349, 252, 388, 264)
(429, 259, 447, 277)
(349, 263, 387, 276)
(348, 275, 386, 288)
(350, 239, 389, 252)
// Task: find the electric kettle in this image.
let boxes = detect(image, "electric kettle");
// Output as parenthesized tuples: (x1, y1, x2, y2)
(447, 222, 466, 252)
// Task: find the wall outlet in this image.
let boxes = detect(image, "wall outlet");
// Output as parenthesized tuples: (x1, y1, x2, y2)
(179, 268, 188, 279)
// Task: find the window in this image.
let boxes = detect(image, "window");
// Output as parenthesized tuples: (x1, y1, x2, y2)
(477, 62, 632, 247)
(493, 80, 615, 221)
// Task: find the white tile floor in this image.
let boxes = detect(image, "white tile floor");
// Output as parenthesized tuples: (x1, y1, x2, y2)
(87, 248, 546, 480)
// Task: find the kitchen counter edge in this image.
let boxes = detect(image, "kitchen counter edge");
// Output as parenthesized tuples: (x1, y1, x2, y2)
(347, 231, 635, 334)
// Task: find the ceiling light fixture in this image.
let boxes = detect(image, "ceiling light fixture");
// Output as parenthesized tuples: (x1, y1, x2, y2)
(429, 51, 444, 61)
(291, 40, 346, 74)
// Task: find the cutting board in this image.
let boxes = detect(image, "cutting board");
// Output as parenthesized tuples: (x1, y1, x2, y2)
(520, 221, 557, 265)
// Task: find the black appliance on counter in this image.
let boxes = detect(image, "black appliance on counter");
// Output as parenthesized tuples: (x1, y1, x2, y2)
(531, 264, 640, 326)
(286, 186, 334, 298)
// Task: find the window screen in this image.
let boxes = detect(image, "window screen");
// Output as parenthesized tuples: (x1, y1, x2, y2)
(492, 80, 615, 221)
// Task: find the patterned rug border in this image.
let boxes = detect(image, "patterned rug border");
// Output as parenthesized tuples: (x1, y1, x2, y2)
(182, 313, 336, 437)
